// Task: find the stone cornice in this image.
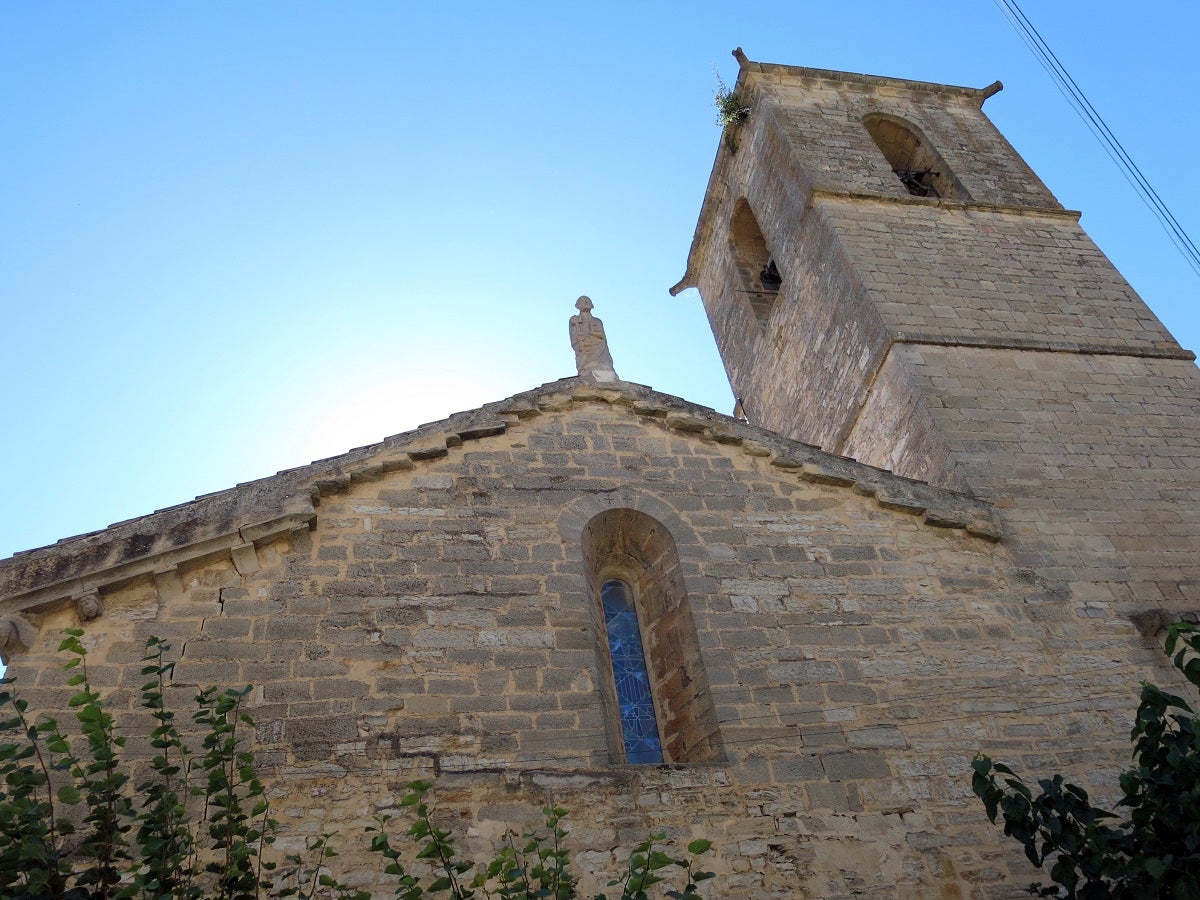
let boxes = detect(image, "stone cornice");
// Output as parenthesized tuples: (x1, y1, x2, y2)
(0, 509, 316, 617)
(0, 378, 1001, 618)
(733, 48, 1002, 106)
(892, 332, 1196, 362)
(810, 188, 1082, 221)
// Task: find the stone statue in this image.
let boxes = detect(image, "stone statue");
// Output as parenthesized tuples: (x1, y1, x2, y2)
(569, 296, 619, 383)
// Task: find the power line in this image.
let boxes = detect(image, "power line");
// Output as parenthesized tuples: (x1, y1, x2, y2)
(992, 0, 1200, 278)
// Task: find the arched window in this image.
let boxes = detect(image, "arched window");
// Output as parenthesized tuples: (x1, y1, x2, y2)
(863, 113, 968, 201)
(730, 198, 780, 328)
(600, 579, 663, 764)
(583, 508, 723, 765)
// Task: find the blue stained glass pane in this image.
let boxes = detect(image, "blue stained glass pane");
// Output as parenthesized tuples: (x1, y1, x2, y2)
(601, 579, 663, 764)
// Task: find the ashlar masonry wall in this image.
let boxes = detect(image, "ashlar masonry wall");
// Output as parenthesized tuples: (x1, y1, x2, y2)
(675, 56, 1200, 629)
(0, 382, 1181, 898)
(848, 346, 1200, 609)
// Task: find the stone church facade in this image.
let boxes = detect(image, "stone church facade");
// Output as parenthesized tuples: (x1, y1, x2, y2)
(3, 53, 1198, 897)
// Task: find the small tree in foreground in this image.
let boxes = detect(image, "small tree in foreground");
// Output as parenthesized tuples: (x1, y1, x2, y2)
(0, 631, 714, 899)
(972, 622, 1200, 899)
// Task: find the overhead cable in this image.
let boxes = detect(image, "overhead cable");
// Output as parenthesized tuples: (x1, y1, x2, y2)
(992, 0, 1200, 278)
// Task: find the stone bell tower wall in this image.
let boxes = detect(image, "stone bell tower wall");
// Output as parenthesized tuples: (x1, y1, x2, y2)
(677, 55, 1200, 613)
(847, 344, 1200, 608)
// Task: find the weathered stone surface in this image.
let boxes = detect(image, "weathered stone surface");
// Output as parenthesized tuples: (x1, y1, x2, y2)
(666, 51, 1200, 895)
(677, 49, 1200, 626)
(0, 391, 1160, 896)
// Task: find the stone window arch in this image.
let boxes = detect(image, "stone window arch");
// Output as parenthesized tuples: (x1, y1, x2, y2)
(863, 113, 968, 201)
(582, 508, 723, 764)
(729, 197, 781, 328)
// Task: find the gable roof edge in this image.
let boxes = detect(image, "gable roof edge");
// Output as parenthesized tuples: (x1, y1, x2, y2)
(0, 377, 1000, 617)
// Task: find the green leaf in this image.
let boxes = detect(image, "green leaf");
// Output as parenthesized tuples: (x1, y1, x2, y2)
(647, 850, 674, 870)
(1145, 857, 1168, 879)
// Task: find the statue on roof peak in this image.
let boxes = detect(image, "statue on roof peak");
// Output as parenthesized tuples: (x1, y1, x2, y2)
(570, 296, 619, 383)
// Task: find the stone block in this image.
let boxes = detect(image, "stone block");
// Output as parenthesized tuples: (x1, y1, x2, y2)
(284, 715, 358, 745)
(822, 751, 893, 781)
(771, 755, 825, 783)
(848, 725, 907, 749)
(768, 661, 842, 683)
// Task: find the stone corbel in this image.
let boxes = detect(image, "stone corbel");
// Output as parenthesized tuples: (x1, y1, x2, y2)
(74, 590, 103, 623)
(0, 616, 38, 662)
(230, 542, 260, 576)
(153, 567, 184, 602)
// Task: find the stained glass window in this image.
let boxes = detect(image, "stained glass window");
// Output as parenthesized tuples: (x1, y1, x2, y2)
(601, 579, 663, 764)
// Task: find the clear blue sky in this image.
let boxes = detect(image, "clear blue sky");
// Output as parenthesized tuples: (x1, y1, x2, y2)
(2, 1, 1196, 559)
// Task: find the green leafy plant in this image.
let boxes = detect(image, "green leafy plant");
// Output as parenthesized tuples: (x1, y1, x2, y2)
(1, 633, 717, 899)
(0, 631, 277, 900)
(129, 636, 196, 898)
(277, 831, 369, 900)
(368, 782, 714, 900)
(599, 831, 712, 900)
(712, 71, 750, 153)
(193, 683, 276, 898)
(972, 621, 1200, 898)
(713, 72, 750, 129)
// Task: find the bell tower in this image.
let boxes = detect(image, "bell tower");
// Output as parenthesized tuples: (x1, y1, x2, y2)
(674, 50, 1200, 614)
